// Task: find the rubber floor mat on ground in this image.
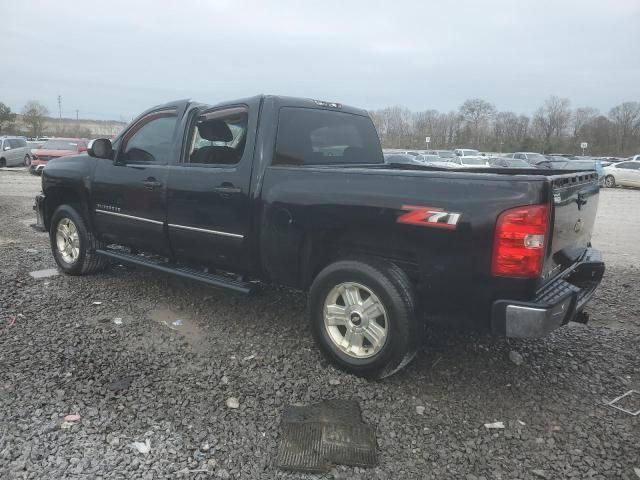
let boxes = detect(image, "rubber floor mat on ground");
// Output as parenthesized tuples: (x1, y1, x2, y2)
(276, 399, 377, 472)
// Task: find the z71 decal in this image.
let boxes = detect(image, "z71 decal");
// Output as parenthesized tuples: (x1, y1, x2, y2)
(396, 205, 461, 230)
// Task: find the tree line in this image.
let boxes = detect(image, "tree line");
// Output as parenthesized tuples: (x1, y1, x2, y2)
(369, 96, 640, 156)
(0, 100, 92, 139)
(3, 97, 639, 156)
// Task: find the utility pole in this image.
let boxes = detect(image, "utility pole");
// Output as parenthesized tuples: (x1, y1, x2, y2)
(75, 109, 79, 121)
(57, 95, 63, 132)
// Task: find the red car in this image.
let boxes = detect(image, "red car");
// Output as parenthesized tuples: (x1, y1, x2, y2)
(30, 138, 88, 175)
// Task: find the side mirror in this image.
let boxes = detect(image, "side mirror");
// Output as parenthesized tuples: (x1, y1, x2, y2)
(4, 145, 11, 151)
(87, 138, 113, 159)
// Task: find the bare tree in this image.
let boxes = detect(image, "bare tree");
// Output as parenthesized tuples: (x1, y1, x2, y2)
(609, 101, 640, 154)
(572, 107, 599, 138)
(0, 102, 16, 134)
(493, 111, 530, 151)
(533, 96, 571, 152)
(459, 98, 495, 147)
(369, 106, 414, 148)
(369, 96, 637, 156)
(21, 101, 49, 138)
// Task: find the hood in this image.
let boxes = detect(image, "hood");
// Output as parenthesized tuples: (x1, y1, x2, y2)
(33, 148, 77, 158)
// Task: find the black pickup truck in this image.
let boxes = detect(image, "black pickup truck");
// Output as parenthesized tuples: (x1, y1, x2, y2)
(34, 95, 604, 378)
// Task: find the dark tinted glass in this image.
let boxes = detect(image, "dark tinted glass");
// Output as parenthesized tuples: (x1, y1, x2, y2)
(617, 162, 634, 169)
(124, 114, 177, 164)
(275, 108, 383, 166)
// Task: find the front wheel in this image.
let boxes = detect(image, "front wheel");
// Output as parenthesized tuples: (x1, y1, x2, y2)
(308, 258, 420, 379)
(50, 204, 107, 275)
(24, 155, 31, 167)
(605, 175, 616, 188)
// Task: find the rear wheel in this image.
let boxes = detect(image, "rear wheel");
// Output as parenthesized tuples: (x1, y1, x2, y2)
(308, 258, 420, 378)
(0, 158, 6, 168)
(50, 204, 107, 275)
(604, 175, 616, 188)
(24, 155, 31, 167)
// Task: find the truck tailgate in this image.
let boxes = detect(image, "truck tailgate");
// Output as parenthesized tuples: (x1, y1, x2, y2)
(542, 171, 600, 283)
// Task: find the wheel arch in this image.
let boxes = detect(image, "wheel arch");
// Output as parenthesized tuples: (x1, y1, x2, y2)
(299, 227, 419, 290)
(44, 186, 91, 231)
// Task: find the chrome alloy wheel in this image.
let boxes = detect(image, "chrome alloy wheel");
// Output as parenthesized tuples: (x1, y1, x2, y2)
(605, 175, 615, 188)
(55, 218, 80, 264)
(323, 282, 388, 358)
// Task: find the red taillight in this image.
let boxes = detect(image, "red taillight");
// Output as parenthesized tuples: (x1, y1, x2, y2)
(492, 205, 549, 278)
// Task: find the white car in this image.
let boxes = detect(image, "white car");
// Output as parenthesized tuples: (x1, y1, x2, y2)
(603, 161, 640, 188)
(511, 152, 548, 165)
(0, 137, 32, 167)
(453, 148, 489, 167)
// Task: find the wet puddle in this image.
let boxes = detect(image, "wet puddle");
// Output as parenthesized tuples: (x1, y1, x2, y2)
(29, 268, 59, 279)
(148, 307, 203, 344)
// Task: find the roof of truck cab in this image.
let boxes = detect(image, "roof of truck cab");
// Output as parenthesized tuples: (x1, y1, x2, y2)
(141, 96, 371, 123)
(208, 95, 369, 116)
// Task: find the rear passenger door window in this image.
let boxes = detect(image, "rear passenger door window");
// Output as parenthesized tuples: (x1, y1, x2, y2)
(184, 107, 248, 166)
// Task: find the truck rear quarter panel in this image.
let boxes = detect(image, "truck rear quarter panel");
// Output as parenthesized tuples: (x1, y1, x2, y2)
(259, 166, 548, 331)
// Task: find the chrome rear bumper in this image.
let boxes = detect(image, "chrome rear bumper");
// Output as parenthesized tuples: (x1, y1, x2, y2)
(491, 249, 604, 338)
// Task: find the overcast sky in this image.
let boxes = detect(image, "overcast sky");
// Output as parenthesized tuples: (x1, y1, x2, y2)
(2, 0, 639, 121)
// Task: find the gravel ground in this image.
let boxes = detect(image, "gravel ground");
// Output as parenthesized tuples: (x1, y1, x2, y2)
(0, 170, 639, 479)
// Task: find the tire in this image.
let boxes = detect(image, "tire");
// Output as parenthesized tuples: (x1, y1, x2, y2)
(0, 158, 6, 168)
(604, 175, 616, 188)
(50, 204, 107, 275)
(308, 258, 420, 379)
(24, 155, 31, 167)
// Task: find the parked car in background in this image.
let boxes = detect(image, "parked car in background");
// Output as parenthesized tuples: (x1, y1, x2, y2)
(454, 148, 481, 158)
(384, 154, 423, 166)
(415, 153, 442, 163)
(426, 150, 456, 159)
(0, 136, 31, 167)
(451, 156, 489, 167)
(25, 140, 47, 166)
(30, 138, 89, 175)
(603, 161, 640, 188)
(396, 151, 420, 157)
(488, 157, 530, 168)
(512, 152, 548, 165)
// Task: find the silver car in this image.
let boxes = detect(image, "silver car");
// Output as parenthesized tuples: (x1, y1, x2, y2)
(0, 137, 31, 167)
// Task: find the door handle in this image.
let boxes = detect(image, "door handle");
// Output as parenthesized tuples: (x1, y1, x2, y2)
(143, 179, 162, 190)
(214, 184, 241, 195)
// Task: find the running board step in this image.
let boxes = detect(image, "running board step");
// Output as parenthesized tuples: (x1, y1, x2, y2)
(96, 248, 255, 294)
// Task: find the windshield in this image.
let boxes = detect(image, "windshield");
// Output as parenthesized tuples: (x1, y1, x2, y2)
(462, 149, 480, 156)
(41, 140, 78, 151)
(461, 157, 487, 165)
(527, 153, 546, 160)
